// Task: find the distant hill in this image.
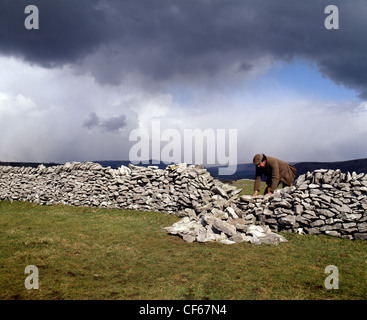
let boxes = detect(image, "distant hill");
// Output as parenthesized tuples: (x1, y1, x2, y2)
(208, 158, 367, 181)
(206, 163, 254, 181)
(292, 158, 367, 177)
(1, 158, 366, 182)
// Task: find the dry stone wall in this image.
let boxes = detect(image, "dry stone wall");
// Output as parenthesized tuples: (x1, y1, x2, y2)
(0, 162, 366, 244)
(0, 162, 238, 214)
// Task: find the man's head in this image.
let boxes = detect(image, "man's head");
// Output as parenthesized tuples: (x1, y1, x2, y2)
(253, 154, 266, 168)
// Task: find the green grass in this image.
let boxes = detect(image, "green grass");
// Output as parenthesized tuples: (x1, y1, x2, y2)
(0, 200, 366, 300)
(231, 179, 282, 196)
(231, 179, 262, 196)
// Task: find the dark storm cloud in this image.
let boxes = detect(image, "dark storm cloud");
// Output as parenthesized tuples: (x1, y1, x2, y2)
(83, 112, 100, 129)
(0, 0, 108, 67)
(1, 0, 367, 97)
(101, 114, 127, 132)
(83, 112, 127, 132)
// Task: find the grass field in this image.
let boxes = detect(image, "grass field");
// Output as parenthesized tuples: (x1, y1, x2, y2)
(0, 180, 366, 300)
(231, 178, 282, 196)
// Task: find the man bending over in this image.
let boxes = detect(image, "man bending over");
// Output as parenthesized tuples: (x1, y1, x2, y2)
(252, 153, 297, 196)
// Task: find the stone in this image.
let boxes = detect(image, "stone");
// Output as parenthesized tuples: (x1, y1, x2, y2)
(214, 232, 228, 242)
(263, 208, 273, 216)
(182, 234, 196, 243)
(247, 229, 265, 238)
(249, 236, 262, 245)
(201, 214, 215, 226)
(196, 227, 211, 243)
(305, 227, 321, 235)
(297, 184, 309, 191)
(278, 215, 296, 227)
(358, 222, 367, 233)
(340, 213, 362, 221)
(354, 233, 367, 240)
(231, 220, 249, 233)
(211, 186, 228, 198)
(316, 209, 335, 218)
(204, 226, 218, 242)
(226, 207, 239, 219)
(257, 233, 288, 245)
(162, 224, 190, 235)
(229, 233, 252, 243)
(320, 225, 335, 232)
(343, 222, 356, 229)
(212, 218, 237, 237)
(211, 208, 228, 220)
(294, 205, 303, 215)
(339, 204, 353, 214)
(310, 220, 325, 227)
(244, 214, 255, 222)
(239, 195, 254, 202)
(325, 231, 341, 237)
(318, 195, 331, 203)
(220, 239, 236, 245)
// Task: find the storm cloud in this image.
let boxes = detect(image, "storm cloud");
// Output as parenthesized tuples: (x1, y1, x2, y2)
(0, 1, 366, 164)
(83, 112, 128, 132)
(1, 0, 367, 97)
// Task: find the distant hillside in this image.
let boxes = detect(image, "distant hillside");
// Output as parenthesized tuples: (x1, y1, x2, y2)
(206, 163, 254, 181)
(293, 158, 367, 177)
(1, 158, 366, 182)
(207, 158, 367, 181)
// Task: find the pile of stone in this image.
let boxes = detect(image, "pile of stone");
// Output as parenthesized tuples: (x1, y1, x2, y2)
(161, 167, 289, 245)
(238, 169, 367, 240)
(162, 216, 288, 245)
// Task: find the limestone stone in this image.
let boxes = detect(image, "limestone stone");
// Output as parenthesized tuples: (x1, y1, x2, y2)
(325, 231, 341, 237)
(212, 218, 237, 237)
(358, 222, 367, 233)
(278, 215, 296, 227)
(257, 233, 288, 245)
(310, 220, 325, 227)
(226, 207, 239, 219)
(354, 233, 367, 240)
(229, 233, 252, 243)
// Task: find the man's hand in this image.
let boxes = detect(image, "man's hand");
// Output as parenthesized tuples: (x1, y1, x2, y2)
(252, 190, 258, 197)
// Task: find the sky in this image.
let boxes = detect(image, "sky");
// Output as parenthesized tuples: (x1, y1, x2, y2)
(0, 0, 366, 167)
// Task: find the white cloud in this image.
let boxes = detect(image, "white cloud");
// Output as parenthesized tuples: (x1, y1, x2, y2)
(0, 92, 37, 116)
(0, 55, 366, 165)
(0, 56, 139, 162)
